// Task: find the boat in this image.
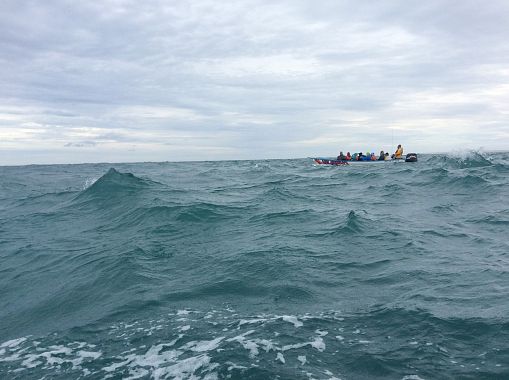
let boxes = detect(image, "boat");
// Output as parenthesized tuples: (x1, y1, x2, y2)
(312, 153, 417, 165)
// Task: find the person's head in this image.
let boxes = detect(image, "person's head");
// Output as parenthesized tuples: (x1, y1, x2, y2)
(340, 151, 343, 155)
(397, 144, 401, 148)
(385, 152, 389, 156)
(347, 152, 350, 155)
(380, 151, 384, 155)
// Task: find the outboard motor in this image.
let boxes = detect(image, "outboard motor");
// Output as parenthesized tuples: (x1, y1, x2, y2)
(405, 153, 418, 162)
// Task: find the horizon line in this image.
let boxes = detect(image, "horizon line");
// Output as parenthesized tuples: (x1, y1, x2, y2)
(1, 150, 507, 168)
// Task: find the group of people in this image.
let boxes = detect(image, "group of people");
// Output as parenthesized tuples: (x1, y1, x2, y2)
(337, 145, 403, 161)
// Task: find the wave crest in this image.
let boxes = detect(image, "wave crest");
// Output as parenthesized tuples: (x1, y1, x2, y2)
(74, 168, 154, 205)
(428, 150, 493, 169)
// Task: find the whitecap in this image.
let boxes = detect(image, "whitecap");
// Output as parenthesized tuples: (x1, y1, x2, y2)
(238, 318, 270, 327)
(226, 362, 247, 371)
(0, 337, 27, 348)
(311, 337, 325, 352)
(281, 315, 303, 327)
(282, 337, 325, 352)
(182, 337, 224, 353)
(152, 354, 212, 380)
(227, 331, 259, 358)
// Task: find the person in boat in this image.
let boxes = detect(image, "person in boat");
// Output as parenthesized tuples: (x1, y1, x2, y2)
(364, 152, 371, 161)
(392, 144, 403, 159)
(356, 152, 363, 161)
(378, 151, 385, 160)
(351, 152, 358, 161)
(346, 152, 351, 160)
(337, 151, 347, 160)
(370, 153, 376, 161)
(384, 152, 391, 160)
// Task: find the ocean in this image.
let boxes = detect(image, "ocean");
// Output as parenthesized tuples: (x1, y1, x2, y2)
(0, 152, 508, 379)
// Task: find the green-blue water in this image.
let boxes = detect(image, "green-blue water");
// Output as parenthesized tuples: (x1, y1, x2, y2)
(1, 152, 508, 379)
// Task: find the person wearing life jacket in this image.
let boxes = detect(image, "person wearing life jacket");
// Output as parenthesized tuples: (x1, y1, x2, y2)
(392, 144, 403, 159)
(370, 153, 376, 161)
(337, 151, 346, 160)
(384, 152, 391, 160)
(378, 151, 385, 161)
(346, 152, 351, 161)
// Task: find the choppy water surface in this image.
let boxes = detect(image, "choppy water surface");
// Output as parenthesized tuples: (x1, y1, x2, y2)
(1, 152, 508, 379)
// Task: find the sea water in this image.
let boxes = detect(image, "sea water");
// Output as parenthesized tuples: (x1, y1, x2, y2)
(0, 152, 508, 379)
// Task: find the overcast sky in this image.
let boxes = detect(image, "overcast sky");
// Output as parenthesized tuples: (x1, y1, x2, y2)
(1, 0, 508, 164)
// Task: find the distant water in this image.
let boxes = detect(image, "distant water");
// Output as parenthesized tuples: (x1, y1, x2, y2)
(1, 152, 508, 379)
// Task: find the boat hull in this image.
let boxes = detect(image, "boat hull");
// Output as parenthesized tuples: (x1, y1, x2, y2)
(312, 158, 349, 165)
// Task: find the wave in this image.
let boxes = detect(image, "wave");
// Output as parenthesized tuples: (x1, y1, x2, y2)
(68, 168, 167, 221)
(174, 202, 247, 223)
(427, 150, 493, 169)
(2, 190, 75, 217)
(447, 173, 490, 186)
(305, 210, 372, 237)
(248, 208, 316, 225)
(75, 168, 155, 200)
(411, 166, 489, 187)
(343, 210, 363, 232)
(2, 307, 508, 379)
(466, 210, 509, 226)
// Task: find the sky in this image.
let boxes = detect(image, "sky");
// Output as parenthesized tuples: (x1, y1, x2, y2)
(1, 0, 509, 165)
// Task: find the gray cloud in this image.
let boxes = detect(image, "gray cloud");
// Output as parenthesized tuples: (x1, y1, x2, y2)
(64, 141, 97, 148)
(1, 0, 508, 164)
